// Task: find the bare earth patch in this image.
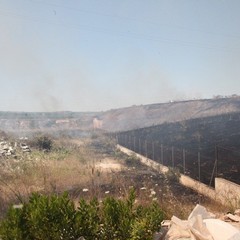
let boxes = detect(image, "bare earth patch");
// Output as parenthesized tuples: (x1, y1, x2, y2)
(95, 157, 124, 172)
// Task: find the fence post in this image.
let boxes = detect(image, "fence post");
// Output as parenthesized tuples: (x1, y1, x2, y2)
(145, 140, 148, 158)
(183, 149, 186, 174)
(172, 146, 174, 168)
(215, 145, 218, 177)
(161, 144, 163, 165)
(129, 135, 131, 150)
(139, 139, 141, 154)
(198, 152, 201, 181)
(152, 142, 155, 160)
(125, 135, 127, 147)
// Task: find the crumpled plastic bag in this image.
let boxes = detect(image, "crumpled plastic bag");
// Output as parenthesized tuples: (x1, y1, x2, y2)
(165, 214, 213, 240)
(164, 216, 195, 240)
(164, 204, 240, 240)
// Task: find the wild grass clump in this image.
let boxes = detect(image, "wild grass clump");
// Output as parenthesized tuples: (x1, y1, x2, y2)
(0, 190, 164, 240)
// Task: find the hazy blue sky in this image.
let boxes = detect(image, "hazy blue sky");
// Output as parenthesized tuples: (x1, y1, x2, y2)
(0, 0, 240, 112)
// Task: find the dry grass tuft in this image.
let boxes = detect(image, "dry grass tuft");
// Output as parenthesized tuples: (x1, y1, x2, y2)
(0, 133, 229, 219)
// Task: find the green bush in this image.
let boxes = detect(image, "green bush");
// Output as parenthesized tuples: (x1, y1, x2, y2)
(74, 198, 100, 238)
(100, 189, 136, 239)
(0, 193, 75, 240)
(0, 190, 164, 240)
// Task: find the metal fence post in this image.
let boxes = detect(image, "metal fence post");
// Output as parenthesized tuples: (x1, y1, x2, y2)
(198, 152, 201, 181)
(133, 137, 136, 152)
(172, 146, 174, 168)
(139, 138, 141, 154)
(161, 144, 163, 165)
(152, 142, 155, 160)
(183, 149, 186, 174)
(145, 140, 148, 158)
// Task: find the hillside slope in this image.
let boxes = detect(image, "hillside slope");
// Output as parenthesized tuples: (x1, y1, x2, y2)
(98, 97, 240, 132)
(1, 97, 240, 134)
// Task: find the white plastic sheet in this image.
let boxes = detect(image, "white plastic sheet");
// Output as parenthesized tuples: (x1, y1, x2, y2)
(164, 204, 240, 240)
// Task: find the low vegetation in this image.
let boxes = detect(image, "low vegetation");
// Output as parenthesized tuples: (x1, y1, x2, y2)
(0, 190, 164, 240)
(29, 134, 53, 151)
(0, 131, 228, 239)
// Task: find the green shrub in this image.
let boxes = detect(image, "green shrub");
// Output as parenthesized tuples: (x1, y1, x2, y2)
(100, 189, 135, 239)
(74, 198, 100, 239)
(0, 206, 24, 240)
(131, 202, 164, 240)
(0, 190, 164, 240)
(0, 192, 76, 240)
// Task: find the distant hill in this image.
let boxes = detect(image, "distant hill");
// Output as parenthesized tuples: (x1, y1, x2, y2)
(98, 97, 240, 132)
(1, 97, 240, 134)
(0, 111, 96, 135)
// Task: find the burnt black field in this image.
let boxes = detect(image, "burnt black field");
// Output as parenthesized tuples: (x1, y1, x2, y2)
(116, 112, 240, 186)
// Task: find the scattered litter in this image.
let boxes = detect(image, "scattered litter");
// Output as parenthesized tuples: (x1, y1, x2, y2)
(161, 204, 240, 240)
(188, 204, 215, 220)
(13, 204, 23, 209)
(105, 191, 110, 194)
(20, 143, 31, 152)
(234, 209, 240, 217)
(204, 218, 240, 240)
(0, 141, 31, 156)
(0, 141, 16, 156)
(82, 188, 89, 192)
(225, 213, 240, 223)
(150, 189, 156, 195)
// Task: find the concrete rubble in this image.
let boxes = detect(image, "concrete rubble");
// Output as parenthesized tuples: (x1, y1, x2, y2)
(222, 209, 240, 231)
(0, 141, 15, 156)
(157, 204, 240, 240)
(0, 140, 31, 156)
(20, 143, 31, 152)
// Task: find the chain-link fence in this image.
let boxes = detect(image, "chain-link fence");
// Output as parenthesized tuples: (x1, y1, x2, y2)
(116, 134, 240, 187)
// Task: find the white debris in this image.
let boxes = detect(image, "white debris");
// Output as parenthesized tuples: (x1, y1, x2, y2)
(204, 219, 240, 240)
(0, 142, 15, 156)
(20, 143, 31, 152)
(13, 204, 23, 209)
(164, 204, 240, 240)
(226, 213, 240, 223)
(150, 189, 156, 196)
(234, 209, 240, 217)
(188, 204, 215, 220)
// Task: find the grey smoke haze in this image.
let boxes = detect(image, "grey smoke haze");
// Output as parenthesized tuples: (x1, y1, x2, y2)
(0, 0, 240, 112)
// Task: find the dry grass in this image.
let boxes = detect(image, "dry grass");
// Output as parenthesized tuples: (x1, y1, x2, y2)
(0, 134, 229, 220)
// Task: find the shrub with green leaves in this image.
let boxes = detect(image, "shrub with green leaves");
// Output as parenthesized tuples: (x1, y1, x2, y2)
(100, 190, 136, 239)
(74, 198, 100, 238)
(0, 192, 76, 240)
(0, 190, 164, 240)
